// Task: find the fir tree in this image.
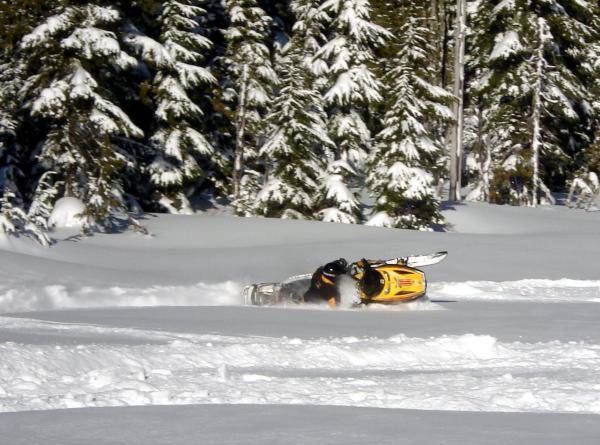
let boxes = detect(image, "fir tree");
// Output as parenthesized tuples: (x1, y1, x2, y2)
(0, 60, 51, 243)
(18, 4, 144, 231)
(223, 0, 277, 213)
(255, 0, 333, 219)
(366, 3, 454, 229)
(0, 61, 23, 228)
(315, 160, 362, 223)
(317, 0, 390, 224)
(134, 0, 218, 214)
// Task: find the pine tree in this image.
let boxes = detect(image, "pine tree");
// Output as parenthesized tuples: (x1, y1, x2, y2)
(467, 0, 599, 205)
(134, 0, 218, 214)
(255, 0, 333, 219)
(316, 0, 390, 224)
(18, 4, 144, 231)
(366, 3, 454, 229)
(223, 0, 278, 213)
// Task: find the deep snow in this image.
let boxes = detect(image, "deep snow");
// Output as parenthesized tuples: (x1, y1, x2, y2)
(2, 306, 600, 414)
(1, 202, 600, 443)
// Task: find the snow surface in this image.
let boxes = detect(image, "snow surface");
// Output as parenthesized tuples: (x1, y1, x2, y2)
(4, 404, 600, 445)
(1, 202, 600, 443)
(1, 315, 600, 414)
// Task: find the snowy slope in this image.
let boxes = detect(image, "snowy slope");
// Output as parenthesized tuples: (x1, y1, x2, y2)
(1, 202, 599, 313)
(1, 202, 600, 443)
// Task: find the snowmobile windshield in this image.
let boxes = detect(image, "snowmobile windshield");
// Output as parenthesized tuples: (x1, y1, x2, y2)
(361, 266, 384, 298)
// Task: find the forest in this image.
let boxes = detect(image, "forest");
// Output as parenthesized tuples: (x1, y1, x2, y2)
(1, 0, 599, 244)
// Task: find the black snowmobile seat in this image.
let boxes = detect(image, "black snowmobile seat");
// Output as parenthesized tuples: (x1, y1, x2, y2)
(361, 267, 384, 298)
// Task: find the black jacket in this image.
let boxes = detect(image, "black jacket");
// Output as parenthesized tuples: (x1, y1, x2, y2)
(303, 266, 340, 304)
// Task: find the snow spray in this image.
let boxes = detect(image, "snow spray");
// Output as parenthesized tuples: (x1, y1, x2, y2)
(338, 275, 360, 308)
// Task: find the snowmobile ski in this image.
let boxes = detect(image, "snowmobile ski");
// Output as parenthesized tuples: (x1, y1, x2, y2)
(374, 251, 448, 268)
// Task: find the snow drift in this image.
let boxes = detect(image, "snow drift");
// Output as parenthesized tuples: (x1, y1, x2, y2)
(1, 316, 599, 414)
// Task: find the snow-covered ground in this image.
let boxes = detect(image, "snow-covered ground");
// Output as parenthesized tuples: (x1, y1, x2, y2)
(1, 202, 600, 443)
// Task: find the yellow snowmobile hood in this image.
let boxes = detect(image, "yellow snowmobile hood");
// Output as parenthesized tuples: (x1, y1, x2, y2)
(360, 265, 427, 303)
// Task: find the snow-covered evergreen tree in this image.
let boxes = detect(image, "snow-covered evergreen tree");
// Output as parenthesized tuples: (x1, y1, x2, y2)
(467, 0, 599, 205)
(316, 0, 390, 224)
(255, 0, 333, 219)
(315, 160, 362, 223)
(366, 4, 454, 229)
(0, 61, 23, 228)
(223, 0, 277, 213)
(0, 60, 50, 243)
(129, 1, 218, 214)
(19, 4, 143, 231)
(567, 126, 600, 210)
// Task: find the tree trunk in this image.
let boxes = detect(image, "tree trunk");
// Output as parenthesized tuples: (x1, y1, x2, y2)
(233, 64, 249, 201)
(449, 0, 466, 202)
(440, 1, 450, 89)
(475, 100, 491, 202)
(531, 18, 544, 207)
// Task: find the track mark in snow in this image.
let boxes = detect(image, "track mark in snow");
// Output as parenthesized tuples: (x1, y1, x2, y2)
(1, 318, 599, 414)
(429, 279, 600, 303)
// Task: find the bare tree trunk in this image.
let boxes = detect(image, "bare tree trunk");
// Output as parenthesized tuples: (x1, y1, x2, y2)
(449, 0, 466, 202)
(531, 18, 544, 207)
(233, 64, 249, 201)
(475, 100, 491, 202)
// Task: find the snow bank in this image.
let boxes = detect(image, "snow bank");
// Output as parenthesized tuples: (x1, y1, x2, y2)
(48, 197, 86, 229)
(1, 317, 599, 414)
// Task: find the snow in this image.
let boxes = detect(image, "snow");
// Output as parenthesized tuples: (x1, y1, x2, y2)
(123, 32, 173, 69)
(31, 81, 68, 118)
(1, 274, 597, 314)
(62, 27, 122, 60)
(47, 197, 86, 229)
(20, 11, 75, 47)
(432, 279, 600, 303)
(0, 280, 241, 313)
(489, 31, 523, 61)
(69, 65, 97, 100)
(1, 202, 600, 442)
(3, 405, 600, 445)
(176, 62, 216, 88)
(366, 211, 395, 228)
(1, 317, 600, 414)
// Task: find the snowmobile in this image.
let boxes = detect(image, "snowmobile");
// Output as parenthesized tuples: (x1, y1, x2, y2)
(243, 251, 448, 307)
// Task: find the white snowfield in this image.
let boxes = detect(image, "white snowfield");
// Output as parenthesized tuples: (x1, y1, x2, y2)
(1, 202, 600, 444)
(1, 315, 600, 415)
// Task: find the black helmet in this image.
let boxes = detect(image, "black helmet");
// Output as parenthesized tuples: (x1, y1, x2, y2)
(323, 258, 348, 278)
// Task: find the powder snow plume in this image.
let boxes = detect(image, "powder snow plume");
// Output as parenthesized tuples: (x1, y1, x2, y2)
(0, 281, 243, 313)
